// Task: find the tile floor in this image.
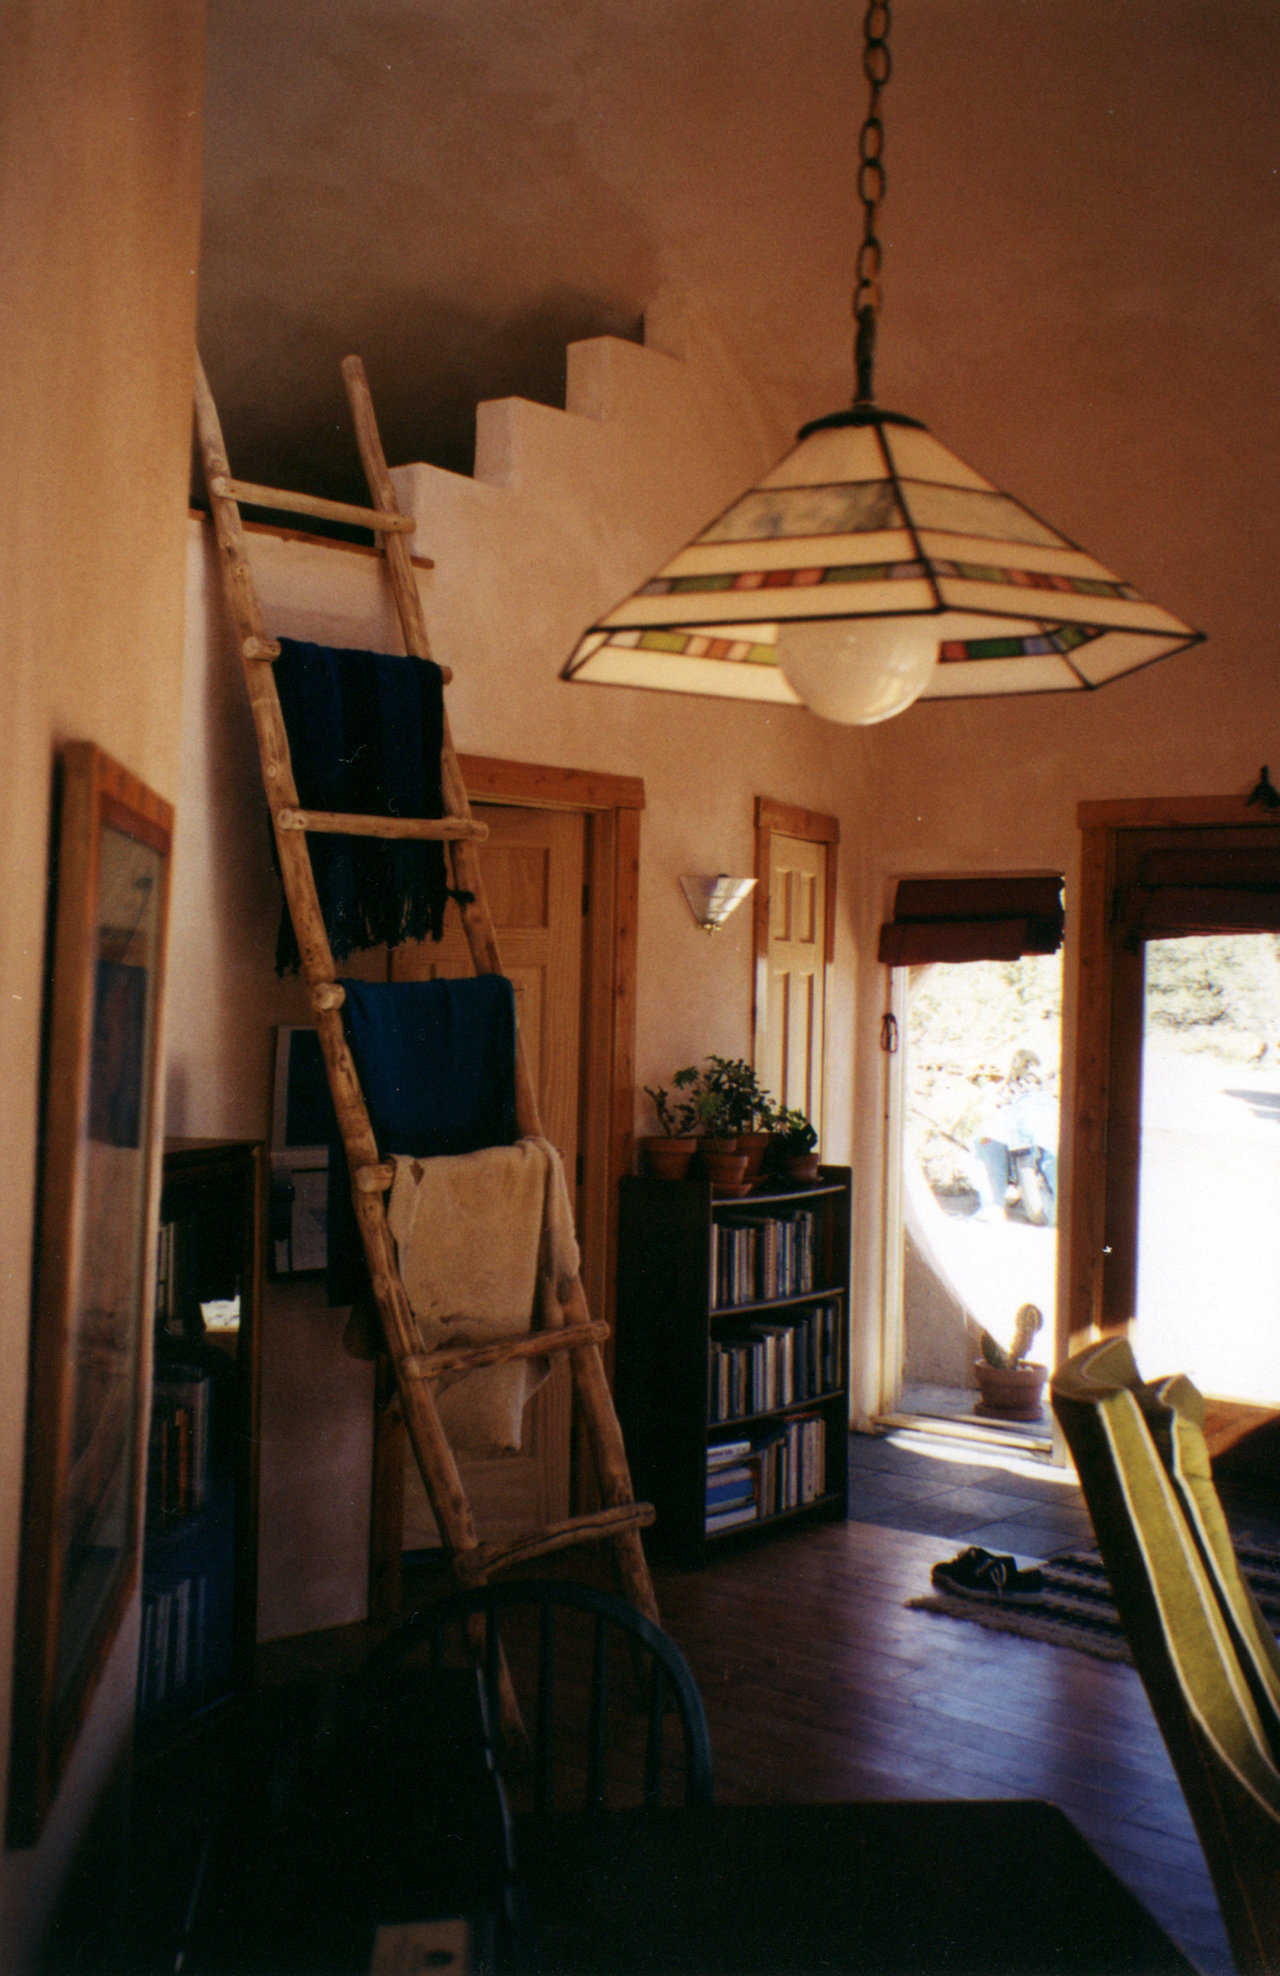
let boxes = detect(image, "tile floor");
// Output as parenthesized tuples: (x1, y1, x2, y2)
(848, 1422, 1280, 1564)
(848, 1426, 1096, 1565)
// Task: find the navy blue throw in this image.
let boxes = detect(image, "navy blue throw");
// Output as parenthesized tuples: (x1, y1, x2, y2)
(341, 976, 518, 1156)
(326, 975, 519, 1303)
(272, 637, 451, 971)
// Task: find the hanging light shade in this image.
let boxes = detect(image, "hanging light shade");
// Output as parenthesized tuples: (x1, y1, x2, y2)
(562, 6, 1203, 724)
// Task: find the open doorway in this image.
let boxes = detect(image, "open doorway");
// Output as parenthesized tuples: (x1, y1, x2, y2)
(1072, 802, 1280, 1454)
(898, 954, 1062, 1447)
(878, 875, 1065, 1452)
(1133, 932, 1280, 1402)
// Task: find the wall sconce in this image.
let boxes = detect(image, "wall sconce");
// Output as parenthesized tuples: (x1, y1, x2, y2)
(679, 872, 757, 933)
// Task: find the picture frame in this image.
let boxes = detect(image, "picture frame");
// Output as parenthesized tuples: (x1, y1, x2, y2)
(9, 743, 173, 1843)
(269, 1024, 334, 1275)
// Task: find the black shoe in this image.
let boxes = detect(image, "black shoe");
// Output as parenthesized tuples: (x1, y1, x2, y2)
(931, 1545, 1045, 1603)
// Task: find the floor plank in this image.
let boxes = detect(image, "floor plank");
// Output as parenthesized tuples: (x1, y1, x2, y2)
(256, 1426, 1274, 1975)
(645, 1515, 1234, 1974)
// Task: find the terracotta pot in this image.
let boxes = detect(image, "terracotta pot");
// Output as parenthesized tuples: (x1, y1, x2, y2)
(641, 1135, 697, 1180)
(738, 1129, 772, 1180)
(973, 1358, 1048, 1421)
(700, 1141, 750, 1192)
(785, 1152, 821, 1183)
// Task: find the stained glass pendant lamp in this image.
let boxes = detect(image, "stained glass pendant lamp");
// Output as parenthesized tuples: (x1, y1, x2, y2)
(562, 4, 1202, 725)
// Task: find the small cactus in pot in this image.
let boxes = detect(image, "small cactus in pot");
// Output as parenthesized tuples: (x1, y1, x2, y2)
(973, 1304, 1048, 1419)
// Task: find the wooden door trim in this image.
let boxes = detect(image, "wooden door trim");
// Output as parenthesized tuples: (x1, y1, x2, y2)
(370, 756, 644, 1615)
(1069, 793, 1276, 1349)
(1077, 795, 1269, 831)
(460, 754, 644, 814)
(458, 755, 644, 1339)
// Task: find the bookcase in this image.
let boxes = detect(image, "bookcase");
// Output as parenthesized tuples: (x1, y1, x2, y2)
(615, 1167, 850, 1564)
(137, 1140, 263, 1747)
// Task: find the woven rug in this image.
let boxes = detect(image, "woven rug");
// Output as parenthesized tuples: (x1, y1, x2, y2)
(908, 1541, 1280, 1662)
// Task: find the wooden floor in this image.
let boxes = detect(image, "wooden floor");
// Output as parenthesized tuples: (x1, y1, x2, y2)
(644, 1515, 1230, 1975)
(260, 1428, 1266, 1976)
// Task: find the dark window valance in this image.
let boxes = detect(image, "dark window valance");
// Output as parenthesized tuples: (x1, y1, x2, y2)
(878, 875, 1064, 967)
(1118, 845, 1280, 943)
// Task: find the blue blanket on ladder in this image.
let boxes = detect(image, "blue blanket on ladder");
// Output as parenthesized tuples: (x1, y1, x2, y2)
(327, 975, 519, 1304)
(342, 976, 518, 1155)
(273, 637, 453, 971)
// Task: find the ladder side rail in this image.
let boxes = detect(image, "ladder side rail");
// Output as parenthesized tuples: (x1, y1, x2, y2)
(339, 358, 545, 1148)
(546, 1272, 661, 1617)
(195, 350, 658, 1629)
(342, 356, 659, 1616)
(193, 354, 485, 1566)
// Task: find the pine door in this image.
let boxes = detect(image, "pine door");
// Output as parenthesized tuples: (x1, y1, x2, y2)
(389, 803, 586, 1545)
(754, 807, 836, 1144)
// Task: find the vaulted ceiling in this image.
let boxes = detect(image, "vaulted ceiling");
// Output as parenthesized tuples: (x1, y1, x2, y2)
(198, 0, 1280, 654)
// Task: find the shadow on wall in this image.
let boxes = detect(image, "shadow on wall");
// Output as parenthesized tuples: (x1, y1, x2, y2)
(903, 1171, 981, 1391)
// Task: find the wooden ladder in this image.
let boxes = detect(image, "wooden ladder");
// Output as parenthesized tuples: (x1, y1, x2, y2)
(192, 352, 658, 1621)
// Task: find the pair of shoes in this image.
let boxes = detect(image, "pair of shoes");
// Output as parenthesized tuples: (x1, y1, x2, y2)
(930, 1545, 1045, 1603)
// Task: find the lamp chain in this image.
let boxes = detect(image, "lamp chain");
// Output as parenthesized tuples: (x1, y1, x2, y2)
(853, 0, 891, 406)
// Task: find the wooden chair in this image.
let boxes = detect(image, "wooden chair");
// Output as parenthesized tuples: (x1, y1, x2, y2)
(366, 1578, 713, 1816)
(1052, 1337, 1280, 1973)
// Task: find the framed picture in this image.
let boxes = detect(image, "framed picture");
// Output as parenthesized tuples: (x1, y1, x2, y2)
(9, 743, 172, 1843)
(269, 1025, 334, 1275)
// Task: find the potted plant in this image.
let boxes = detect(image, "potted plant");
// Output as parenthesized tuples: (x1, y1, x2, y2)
(973, 1304, 1048, 1420)
(702, 1056, 777, 1178)
(677, 1063, 751, 1192)
(770, 1106, 820, 1183)
(639, 1078, 698, 1180)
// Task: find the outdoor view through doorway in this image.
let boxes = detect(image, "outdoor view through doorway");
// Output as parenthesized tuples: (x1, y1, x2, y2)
(1133, 932, 1280, 1407)
(900, 954, 1062, 1443)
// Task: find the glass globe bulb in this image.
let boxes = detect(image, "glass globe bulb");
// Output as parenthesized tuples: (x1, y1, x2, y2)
(775, 615, 938, 724)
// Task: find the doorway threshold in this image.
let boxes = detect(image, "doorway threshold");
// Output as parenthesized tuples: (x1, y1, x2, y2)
(875, 1408, 1058, 1465)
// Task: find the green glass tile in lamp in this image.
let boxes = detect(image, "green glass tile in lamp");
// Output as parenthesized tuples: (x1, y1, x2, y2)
(563, 405, 1202, 723)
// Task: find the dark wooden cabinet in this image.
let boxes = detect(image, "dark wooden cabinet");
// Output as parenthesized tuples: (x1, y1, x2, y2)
(136, 1139, 262, 1747)
(616, 1167, 850, 1564)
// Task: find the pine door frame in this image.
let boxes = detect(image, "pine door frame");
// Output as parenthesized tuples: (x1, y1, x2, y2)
(369, 753, 645, 1616)
(459, 754, 646, 1352)
(1070, 792, 1272, 1355)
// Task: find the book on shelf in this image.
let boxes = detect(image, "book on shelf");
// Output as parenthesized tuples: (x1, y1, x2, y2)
(707, 1301, 842, 1423)
(705, 1501, 760, 1533)
(705, 1464, 756, 1510)
(148, 1361, 214, 1520)
(154, 1212, 202, 1340)
(138, 1571, 209, 1715)
(711, 1206, 818, 1310)
(706, 1438, 752, 1469)
(704, 1440, 761, 1531)
(702, 1412, 829, 1533)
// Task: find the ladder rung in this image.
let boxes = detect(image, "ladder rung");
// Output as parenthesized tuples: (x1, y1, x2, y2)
(457, 1502, 658, 1584)
(399, 1322, 610, 1381)
(210, 471, 423, 541)
(353, 1160, 396, 1193)
(275, 807, 488, 842)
